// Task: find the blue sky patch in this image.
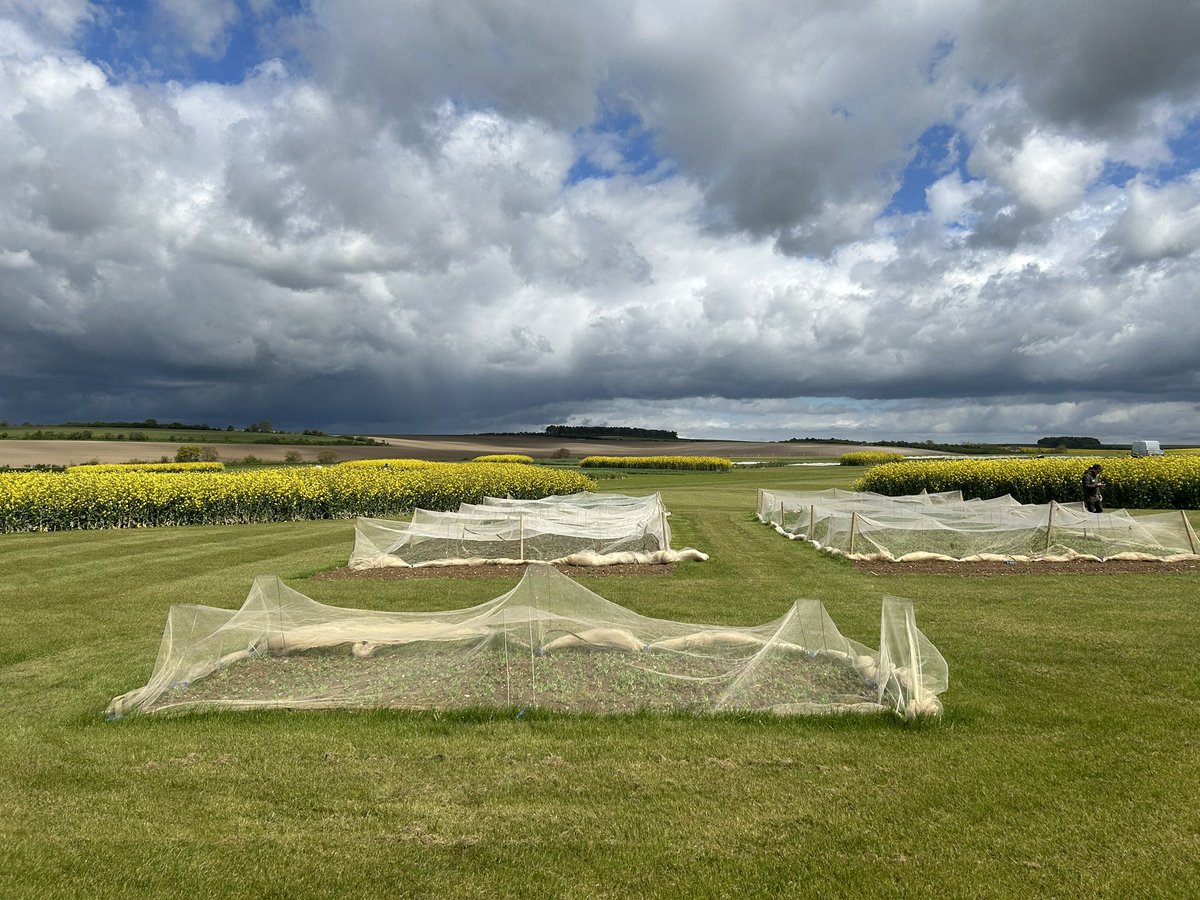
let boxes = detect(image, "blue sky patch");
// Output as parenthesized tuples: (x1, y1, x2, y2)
(566, 106, 662, 185)
(77, 0, 302, 86)
(884, 122, 970, 215)
(1156, 116, 1200, 183)
(1099, 159, 1138, 188)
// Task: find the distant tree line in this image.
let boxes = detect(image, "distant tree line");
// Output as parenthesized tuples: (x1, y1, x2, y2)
(1035, 436, 1105, 449)
(63, 418, 224, 430)
(64, 418, 283, 433)
(786, 437, 1018, 455)
(0, 419, 383, 446)
(545, 425, 679, 440)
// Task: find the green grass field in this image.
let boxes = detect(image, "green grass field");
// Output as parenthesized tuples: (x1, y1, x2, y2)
(2, 465, 1198, 898)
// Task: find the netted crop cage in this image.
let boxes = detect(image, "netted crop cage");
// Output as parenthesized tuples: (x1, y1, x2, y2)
(350, 492, 707, 568)
(107, 566, 947, 720)
(757, 488, 1200, 562)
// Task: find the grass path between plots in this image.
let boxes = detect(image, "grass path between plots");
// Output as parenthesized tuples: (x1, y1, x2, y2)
(1, 465, 1198, 897)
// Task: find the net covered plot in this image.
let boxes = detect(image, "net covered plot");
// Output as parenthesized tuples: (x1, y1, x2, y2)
(350, 491, 707, 568)
(107, 567, 947, 721)
(757, 488, 1200, 562)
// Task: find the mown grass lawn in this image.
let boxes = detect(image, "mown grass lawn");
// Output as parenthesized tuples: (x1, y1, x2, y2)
(2, 465, 1198, 898)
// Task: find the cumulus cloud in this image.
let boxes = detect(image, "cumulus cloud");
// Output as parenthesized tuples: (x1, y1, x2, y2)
(2, 0, 94, 45)
(1111, 174, 1200, 262)
(968, 127, 1108, 217)
(1, 1, 1199, 442)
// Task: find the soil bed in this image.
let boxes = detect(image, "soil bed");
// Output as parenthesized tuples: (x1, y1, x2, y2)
(145, 639, 877, 717)
(854, 558, 1200, 577)
(315, 562, 678, 580)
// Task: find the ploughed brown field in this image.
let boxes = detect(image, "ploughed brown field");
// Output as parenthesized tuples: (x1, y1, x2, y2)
(0, 434, 930, 467)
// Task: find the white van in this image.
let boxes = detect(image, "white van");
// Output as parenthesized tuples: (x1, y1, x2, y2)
(1131, 440, 1164, 457)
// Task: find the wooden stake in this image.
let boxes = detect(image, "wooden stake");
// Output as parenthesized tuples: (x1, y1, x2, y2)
(519, 513, 525, 561)
(1182, 509, 1198, 555)
(1044, 502, 1056, 552)
(809, 505, 816, 540)
(849, 512, 859, 555)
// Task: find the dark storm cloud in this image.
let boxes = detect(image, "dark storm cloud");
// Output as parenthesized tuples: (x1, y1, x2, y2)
(961, 0, 1200, 130)
(296, 0, 621, 138)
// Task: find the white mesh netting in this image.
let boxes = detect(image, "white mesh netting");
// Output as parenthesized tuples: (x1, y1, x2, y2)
(106, 567, 947, 720)
(757, 488, 1200, 562)
(350, 492, 708, 568)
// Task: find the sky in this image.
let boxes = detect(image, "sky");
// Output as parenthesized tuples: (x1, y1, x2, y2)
(2, 1, 1200, 443)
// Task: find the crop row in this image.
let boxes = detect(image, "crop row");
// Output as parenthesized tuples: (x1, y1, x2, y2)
(580, 456, 733, 471)
(853, 456, 1200, 508)
(65, 462, 226, 473)
(0, 463, 595, 532)
(339, 459, 439, 469)
(838, 451, 905, 466)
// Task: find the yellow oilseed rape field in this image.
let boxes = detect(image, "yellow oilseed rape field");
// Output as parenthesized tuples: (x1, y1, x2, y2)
(0, 463, 595, 532)
(472, 454, 534, 464)
(580, 455, 733, 471)
(853, 456, 1200, 508)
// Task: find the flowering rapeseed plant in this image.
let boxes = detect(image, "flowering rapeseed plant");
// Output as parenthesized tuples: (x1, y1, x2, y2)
(853, 456, 1200, 508)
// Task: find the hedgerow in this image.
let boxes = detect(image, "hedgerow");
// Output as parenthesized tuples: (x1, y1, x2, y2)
(852, 456, 1200, 509)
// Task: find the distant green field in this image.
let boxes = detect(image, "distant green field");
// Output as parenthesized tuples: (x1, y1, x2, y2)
(2, 464, 1198, 897)
(0, 425, 379, 445)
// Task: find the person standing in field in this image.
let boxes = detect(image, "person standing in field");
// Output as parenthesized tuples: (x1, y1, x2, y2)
(1082, 464, 1104, 513)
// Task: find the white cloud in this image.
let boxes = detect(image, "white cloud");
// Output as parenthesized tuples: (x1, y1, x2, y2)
(2, 0, 94, 45)
(1112, 174, 1200, 261)
(1, 1, 1199, 442)
(926, 172, 987, 226)
(969, 127, 1108, 217)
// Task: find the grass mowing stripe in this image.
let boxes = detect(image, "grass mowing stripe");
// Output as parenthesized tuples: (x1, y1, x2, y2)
(2, 465, 1199, 896)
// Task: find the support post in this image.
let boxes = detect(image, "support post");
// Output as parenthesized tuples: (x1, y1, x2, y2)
(1044, 502, 1056, 552)
(849, 512, 859, 556)
(519, 513, 525, 562)
(1182, 509, 1198, 555)
(809, 505, 816, 540)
